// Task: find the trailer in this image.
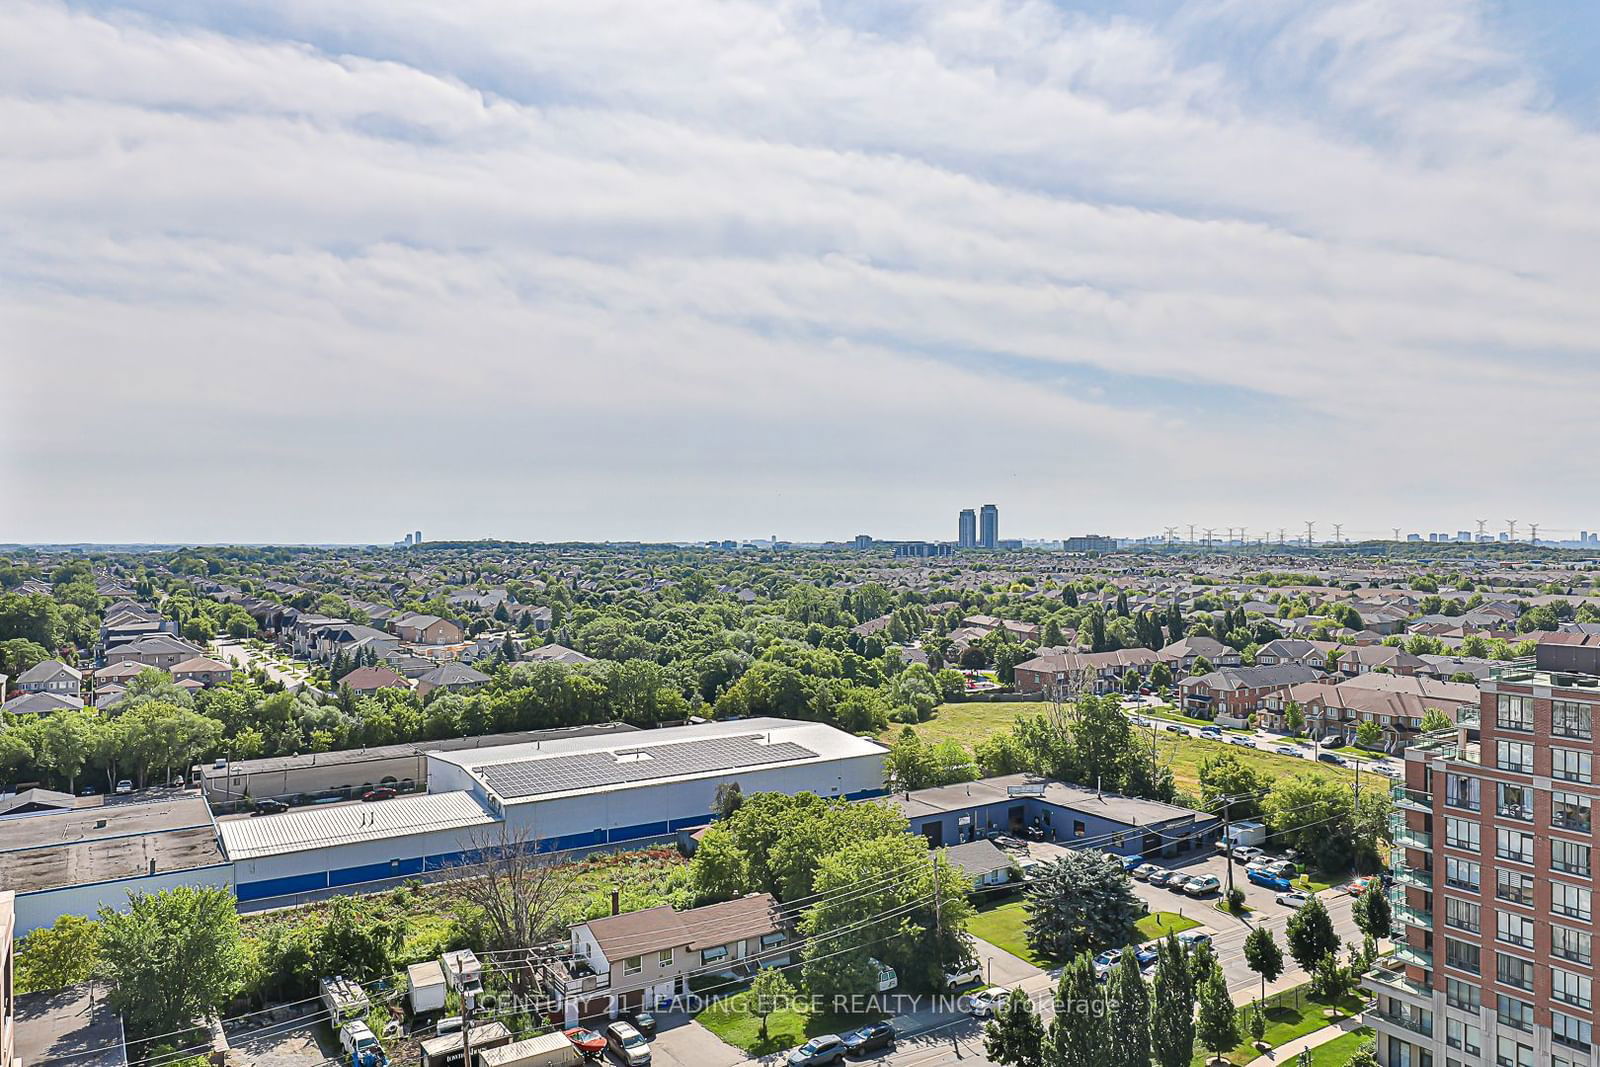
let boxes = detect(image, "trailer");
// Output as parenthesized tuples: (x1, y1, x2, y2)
(409, 960, 449, 1015)
(420, 1021, 512, 1067)
(440, 949, 484, 998)
(476, 1032, 584, 1067)
(1219, 820, 1266, 849)
(320, 976, 372, 1030)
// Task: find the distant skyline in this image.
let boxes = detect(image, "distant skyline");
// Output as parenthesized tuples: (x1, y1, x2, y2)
(5, 0, 1600, 544)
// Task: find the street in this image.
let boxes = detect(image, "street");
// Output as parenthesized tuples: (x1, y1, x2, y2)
(214, 638, 313, 690)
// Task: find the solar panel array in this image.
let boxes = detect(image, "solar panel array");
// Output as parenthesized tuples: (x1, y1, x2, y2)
(478, 733, 819, 800)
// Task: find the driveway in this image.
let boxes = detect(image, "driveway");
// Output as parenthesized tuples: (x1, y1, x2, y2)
(224, 1011, 338, 1067)
(214, 639, 312, 690)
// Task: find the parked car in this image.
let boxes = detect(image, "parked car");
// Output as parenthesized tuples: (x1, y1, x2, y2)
(251, 798, 290, 816)
(1316, 752, 1346, 766)
(1198, 727, 1223, 740)
(1276, 891, 1311, 908)
(1247, 867, 1292, 892)
(78, 785, 99, 797)
(964, 988, 1011, 1018)
(1347, 876, 1376, 897)
(1274, 745, 1301, 757)
(1092, 948, 1123, 978)
(114, 779, 133, 795)
(1231, 846, 1263, 864)
(787, 1036, 845, 1067)
(362, 786, 396, 802)
(1176, 931, 1212, 950)
(1167, 875, 1195, 893)
(566, 1028, 607, 1058)
(944, 964, 983, 988)
(1321, 735, 1345, 748)
(606, 1022, 652, 1067)
(1264, 860, 1297, 878)
(1163, 724, 1185, 734)
(842, 1023, 895, 1057)
(1132, 863, 1160, 881)
(1121, 853, 1146, 872)
(1183, 875, 1221, 897)
(625, 1012, 657, 1039)
(1228, 736, 1255, 747)
(1146, 869, 1176, 887)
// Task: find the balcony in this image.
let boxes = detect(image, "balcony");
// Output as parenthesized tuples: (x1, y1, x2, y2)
(1388, 816, 1432, 851)
(1392, 785, 1433, 811)
(1390, 893, 1433, 930)
(1372, 1005, 1434, 1038)
(1392, 943, 1434, 970)
(545, 956, 612, 997)
(1391, 861, 1433, 890)
(1363, 961, 1434, 1003)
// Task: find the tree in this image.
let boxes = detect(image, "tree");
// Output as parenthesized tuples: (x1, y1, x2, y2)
(1149, 661, 1173, 689)
(1352, 877, 1392, 940)
(1150, 932, 1196, 1067)
(1196, 751, 1267, 820)
(713, 781, 744, 820)
(747, 966, 795, 1043)
(1104, 947, 1152, 1067)
(1344, 1040, 1380, 1067)
(1285, 895, 1340, 974)
(15, 914, 101, 994)
(448, 826, 574, 985)
(1355, 720, 1382, 748)
(886, 728, 935, 790)
(1023, 850, 1139, 962)
(313, 897, 402, 981)
(36, 709, 97, 792)
(1247, 1000, 1266, 1044)
(1195, 965, 1241, 1064)
(1283, 700, 1305, 737)
(1045, 953, 1106, 1067)
(984, 987, 1044, 1067)
(1419, 707, 1452, 733)
(1310, 951, 1351, 1001)
(97, 886, 248, 1037)
(1189, 656, 1212, 677)
(1242, 926, 1283, 1005)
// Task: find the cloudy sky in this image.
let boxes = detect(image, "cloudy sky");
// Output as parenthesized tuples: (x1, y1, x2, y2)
(5, 0, 1599, 545)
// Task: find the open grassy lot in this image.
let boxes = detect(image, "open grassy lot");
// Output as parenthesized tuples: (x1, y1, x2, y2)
(878, 700, 1052, 747)
(1192, 984, 1365, 1066)
(696, 990, 880, 1056)
(966, 898, 1197, 966)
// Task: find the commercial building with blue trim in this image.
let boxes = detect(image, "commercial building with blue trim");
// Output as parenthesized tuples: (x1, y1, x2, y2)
(887, 774, 1220, 858)
(219, 717, 887, 905)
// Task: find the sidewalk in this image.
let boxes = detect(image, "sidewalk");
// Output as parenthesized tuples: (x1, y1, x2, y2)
(1246, 1015, 1369, 1063)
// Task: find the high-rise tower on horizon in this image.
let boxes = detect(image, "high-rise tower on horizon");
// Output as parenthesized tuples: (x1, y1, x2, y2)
(979, 504, 998, 549)
(958, 509, 977, 548)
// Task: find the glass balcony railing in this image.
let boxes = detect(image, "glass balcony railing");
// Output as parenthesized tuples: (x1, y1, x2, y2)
(1363, 962, 1434, 1001)
(1389, 815, 1432, 851)
(1391, 861, 1433, 890)
(1393, 901, 1433, 930)
(1392, 785, 1432, 811)
(1392, 943, 1434, 970)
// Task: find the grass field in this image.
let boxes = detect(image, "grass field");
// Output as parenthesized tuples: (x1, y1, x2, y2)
(1302, 1027, 1376, 1066)
(1192, 984, 1366, 1066)
(696, 991, 879, 1055)
(966, 898, 1198, 966)
(888, 702, 1360, 798)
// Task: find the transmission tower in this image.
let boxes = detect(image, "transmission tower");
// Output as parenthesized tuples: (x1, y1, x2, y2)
(1278, 529, 1286, 545)
(1475, 519, 1487, 541)
(1506, 519, 1518, 541)
(1304, 520, 1315, 547)
(1163, 526, 1178, 546)
(1188, 524, 1196, 545)
(1529, 523, 1539, 545)
(1332, 523, 1343, 544)
(1392, 527, 1400, 542)
(1203, 527, 1215, 547)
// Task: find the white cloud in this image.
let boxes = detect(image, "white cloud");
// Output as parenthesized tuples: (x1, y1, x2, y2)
(2, 0, 1597, 543)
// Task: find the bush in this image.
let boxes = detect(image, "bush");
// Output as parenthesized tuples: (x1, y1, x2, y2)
(1226, 888, 1246, 913)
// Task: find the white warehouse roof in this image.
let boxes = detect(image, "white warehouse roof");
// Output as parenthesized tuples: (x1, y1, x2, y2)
(431, 717, 886, 805)
(218, 791, 496, 860)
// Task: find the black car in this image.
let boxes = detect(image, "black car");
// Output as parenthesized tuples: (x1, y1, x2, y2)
(251, 798, 290, 816)
(625, 1012, 657, 1038)
(842, 1022, 895, 1057)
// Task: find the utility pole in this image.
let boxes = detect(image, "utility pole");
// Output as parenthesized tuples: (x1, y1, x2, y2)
(1222, 795, 1235, 900)
(461, 991, 476, 1067)
(930, 851, 944, 979)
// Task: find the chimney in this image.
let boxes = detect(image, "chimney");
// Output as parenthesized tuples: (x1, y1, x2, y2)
(148, 858, 156, 876)
(611, 887, 620, 916)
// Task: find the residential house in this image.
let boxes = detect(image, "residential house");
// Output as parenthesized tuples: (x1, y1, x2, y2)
(414, 662, 491, 698)
(941, 838, 1013, 891)
(393, 614, 465, 646)
(1178, 663, 1322, 723)
(523, 644, 594, 665)
(960, 616, 1042, 643)
(169, 657, 234, 689)
(1252, 638, 1339, 668)
(1156, 636, 1239, 676)
(1332, 644, 1426, 678)
(15, 661, 82, 699)
(339, 665, 411, 694)
(97, 634, 203, 671)
(1013, 648, 1160, 696)
(93, 661, 151, 689)
(1, 692, 84, 716)
(523, 606, 555, 633)
(560, 893, 789, 1015)
(1414, 654, 1495, 681)
(1261, 674, 1478, 750)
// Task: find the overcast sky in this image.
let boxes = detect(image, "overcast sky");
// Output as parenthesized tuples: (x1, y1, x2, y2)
(5, 0, 1600, 545)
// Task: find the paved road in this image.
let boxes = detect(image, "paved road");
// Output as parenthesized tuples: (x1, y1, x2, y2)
(214, 638, 312, 690)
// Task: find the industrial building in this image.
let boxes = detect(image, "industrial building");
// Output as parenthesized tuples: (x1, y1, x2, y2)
(887, 774, 1220, 857)
(220, 717, 887, 905)
(197, 722, 640, 808)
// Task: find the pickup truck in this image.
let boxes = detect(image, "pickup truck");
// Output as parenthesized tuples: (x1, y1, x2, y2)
(341, 1021, 388, 1067)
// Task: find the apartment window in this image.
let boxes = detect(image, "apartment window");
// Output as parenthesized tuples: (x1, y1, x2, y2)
(1553, 699, 1593, 740)
(1444, 937, 1481, 974)
(1553, 791, 1592, 832)
(1445, 817, 1480, 851)
(701, 945, 727, 964)
(1496, 693, 1533, 731)
(1553, 924, 1593, 966)
(1446, 977, 1481, 1014)
(1553, 1011, 1594, 1053)
(759, 931, 786, 948)
(658, 949, 673, 967)
(1554, 748, 1593, 784)
(1495, 782, 1532, 821)
(1496, 911, 1533, 948)
(1496, 994, 1533, 1032)
(1445, 896, 1481, 934)
(1496, 1036, 1533, 1067)
(1446, 773, 1481, 811)
(1496, 953, 1534, 991)
(1496, 827, 1533, 864)
(1497, 740, 1533, 773)
(1553, 838, 1592, 877)
(1446, 1018, 1482, 1056)
(1496, 868, 1534, 906)
(1446, 856, 1480, 891)
(1553, 881, 1593, 921)
(1553, 968, 1593, 1010)
(624, 955, 642, 975)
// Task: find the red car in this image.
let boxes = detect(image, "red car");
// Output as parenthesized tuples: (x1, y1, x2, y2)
(564, 1028, 606, 1058)
(361, 787, 396, 802)
(1347, 876, 1374, 897)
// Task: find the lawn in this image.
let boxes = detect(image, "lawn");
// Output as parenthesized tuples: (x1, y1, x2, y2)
(1293, 872, 1338, 893)
(696, 990, 879, 1056)
(1303, 1027, 1375, 1066)
(966, 899, 1197, 966)
(1192, 984, 1366, 1066)
(878, 701, 1051, 748)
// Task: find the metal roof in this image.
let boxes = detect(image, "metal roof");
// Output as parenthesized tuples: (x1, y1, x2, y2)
(479, 732, 818, 800)
(217, 791, 496, 860)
